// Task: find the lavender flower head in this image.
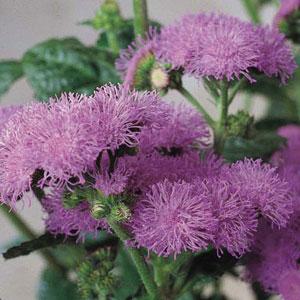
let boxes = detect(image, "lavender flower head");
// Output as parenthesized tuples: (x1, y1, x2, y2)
(115, 28, 158, 88)
(130, 179, 217, 257)
(200, 179, 258, 256)
(224, 158, 293, 227)
(156, 13, 296, 83)
(42, 189, 107, 241)
(278, 270, 300, 300)
(274, 0, 300, 24)
(256, 26, 297, 84)
(0, 105, 22, 132)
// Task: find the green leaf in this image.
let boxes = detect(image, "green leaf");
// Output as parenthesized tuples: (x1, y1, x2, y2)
(0, 60, 23, 97)
(223, 132, 286, 162)
(22, 38, 119, 101)
(38, 267, 80, 300)
(112, 245, 141, 300)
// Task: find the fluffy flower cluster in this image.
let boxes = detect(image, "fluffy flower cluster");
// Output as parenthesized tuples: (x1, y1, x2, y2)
(244, 125, 300, 298)
(117, 13, 296, 83)
(130, 158, 292, 257)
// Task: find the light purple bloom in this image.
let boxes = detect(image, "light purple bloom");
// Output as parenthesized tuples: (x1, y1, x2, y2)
(116, 28, 158, 88)
(130, 179, 217, 257)
(274, 0, 300, 24)
(200, 179, 258, 256)
(0, 105, 22, 132)
(256, 26, 297, 84)
(224, 158, 293, 227)
(278, 270, 300, 300)
(42, 189, 108, 241)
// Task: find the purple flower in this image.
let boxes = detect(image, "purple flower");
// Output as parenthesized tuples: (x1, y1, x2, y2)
(42, 189, 108, 241)
(185, 14, 261, 81)
(256, 26, 297, 84)
(245, 219, 300, 293)
(200, 179, 258, 256)
(274, 0, 300, 24)
(130, 179, 217, 257)
(0, 105, 22, 132)
(0, 104, 45, 207)
(224, 158, 293, 227)
(116, 28, 158, 88)
(278, 270, 300, 300)
(138, 103, 211, 153)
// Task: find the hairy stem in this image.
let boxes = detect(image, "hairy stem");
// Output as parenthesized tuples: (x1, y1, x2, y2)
(178, 86, 215, 128)
(1, 205, 65, 273)
(241, 0, 261, 23)
(133, 0, 149, 38)
(107, 218, 159, 299)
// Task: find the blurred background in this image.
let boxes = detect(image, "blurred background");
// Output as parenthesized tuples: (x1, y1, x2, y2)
(0, 1, 278, 299)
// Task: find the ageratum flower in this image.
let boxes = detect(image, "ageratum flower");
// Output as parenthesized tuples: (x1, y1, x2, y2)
(138, 103, 211, 154)
(0, 104, 46, 207)
(245, 219, 300, 293)
(42, 189, 108, 241)
(224, 158, 293, 227)
(115, 28, 159, 89)
(274, 0, 300, 24)
(256, 26, 297, 84)
(278, 270, 300, 300)
(200, 179, 258, 256)
(0, 105, 22, 132)
(156, 13, 296, 83)
(130, 179, 217, 257)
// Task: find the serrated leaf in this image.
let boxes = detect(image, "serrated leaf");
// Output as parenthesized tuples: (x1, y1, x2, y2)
(22, 38, 119, 101)
(0, 60, 23, 97)
(223, 132, 286, 162)
(112, 245, 141, 300)
(38, 267, 80, 300)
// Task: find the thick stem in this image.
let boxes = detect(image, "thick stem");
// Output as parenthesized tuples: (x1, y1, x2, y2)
(106, 31, 120, 54)
(241, 0, 261, 24)
(1, 205, 65, 273)
(107, 219, 159, 299)
(215, 80, 229, 152)
(133, 0, 149, 38)
(177, 86, 215, 128)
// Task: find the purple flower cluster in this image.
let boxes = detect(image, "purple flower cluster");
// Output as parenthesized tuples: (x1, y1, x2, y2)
(244, 125, 300, 298)
(117, 13, 296, 83)
(130, 158, 292, 257)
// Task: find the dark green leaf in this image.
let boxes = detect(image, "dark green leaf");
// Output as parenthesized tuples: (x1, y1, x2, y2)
(113, 245, 141, 300)
(0, 60, 23, 97)
(38, 267, 80, 300)
(223, 132, 286, 162)
(22, 38, 119, 101)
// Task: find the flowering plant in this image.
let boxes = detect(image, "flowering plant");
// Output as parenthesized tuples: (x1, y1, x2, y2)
(1, 1, 300, 299)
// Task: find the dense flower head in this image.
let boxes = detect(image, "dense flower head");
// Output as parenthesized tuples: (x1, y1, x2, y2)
(245, 219, 300, 294)
(138, 103, 211, 154)
(130, 179, 217, 257)
(42, 189, 107, 241)
(256, 26, 297, 84)
(278, 270, 300, 300)
(200, 179, 258, 257)
(156, 12, 296, 83)
(274, 0, 300, 24)
(0, 105, 22, 132)
(115, 28, 158, 88)
(185, 14, 261, 81)
(223, 158, 293, 227)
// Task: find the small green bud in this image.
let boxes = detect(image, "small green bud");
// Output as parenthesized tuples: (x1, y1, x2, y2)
(91, 202, 108, 219)
(62, 187, 87, 209)
(226, 111, 254, 138)
(110, 203, 131, 222)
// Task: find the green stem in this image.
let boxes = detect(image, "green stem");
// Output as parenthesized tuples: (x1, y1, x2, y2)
(106, 31, 120, 54)
(107, 219, 159, 299)
(133, 0, 149, 38)
(178, 86, 215, 128)
(1, 205, 65, 274)
(241, 0, 261, 23)
(228, 78, 246, 104)
(215, 80, 229, 152)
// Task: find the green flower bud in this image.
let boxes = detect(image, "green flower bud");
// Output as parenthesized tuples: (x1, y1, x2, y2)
(227, 111, 254, 138)
(91, 202, 108, 219)
(110, 203, 131, 222)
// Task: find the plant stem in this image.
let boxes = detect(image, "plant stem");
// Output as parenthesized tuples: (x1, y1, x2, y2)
(241, 0, 261, 23)
(107, 218, 159, 299)
(133, 0, 149, 38)
(177, 86, 215, 128)
(215, 80, 229, 152)
(106, 31, 120, 54)
(1, 205, 66, 274)
(228, 78, 246, 104)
